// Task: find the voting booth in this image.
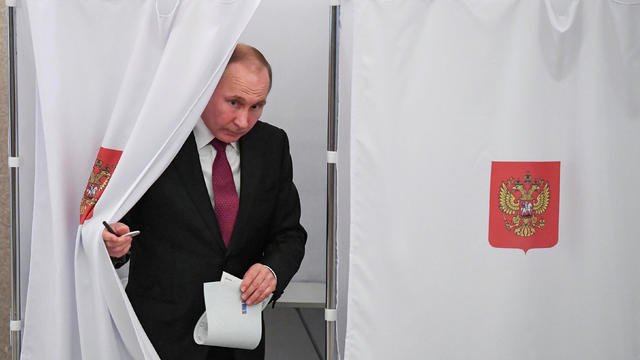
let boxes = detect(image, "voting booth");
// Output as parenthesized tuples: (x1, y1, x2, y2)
(9, 0, 328, 359)
(6, 0, 640, 359)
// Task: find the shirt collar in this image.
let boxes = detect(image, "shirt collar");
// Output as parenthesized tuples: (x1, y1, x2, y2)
(193, 118, 239, 152)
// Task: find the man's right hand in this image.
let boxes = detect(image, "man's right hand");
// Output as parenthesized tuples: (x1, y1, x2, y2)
(102, 222, 133, 258)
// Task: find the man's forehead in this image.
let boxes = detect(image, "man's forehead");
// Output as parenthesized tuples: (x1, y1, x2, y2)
(220, 62, 270, 97)
(224, 60, 269, 83)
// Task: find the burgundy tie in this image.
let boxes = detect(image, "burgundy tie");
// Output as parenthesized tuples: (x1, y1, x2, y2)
(211, 139, 239, 247)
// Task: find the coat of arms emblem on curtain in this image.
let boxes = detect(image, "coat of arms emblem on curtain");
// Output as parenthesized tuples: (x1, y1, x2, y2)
(489, 162, 560, 253)
(79, 147, 123, 223)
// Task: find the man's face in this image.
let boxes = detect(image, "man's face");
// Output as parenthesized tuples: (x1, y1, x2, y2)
(201, 61, 270, 143)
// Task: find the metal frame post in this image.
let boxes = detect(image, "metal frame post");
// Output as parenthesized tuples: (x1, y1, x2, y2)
(7, 2, 22, 359)
(325, 3, 339, 360)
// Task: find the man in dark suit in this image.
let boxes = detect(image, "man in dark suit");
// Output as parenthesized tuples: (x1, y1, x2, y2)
(102, 44, 307, 360)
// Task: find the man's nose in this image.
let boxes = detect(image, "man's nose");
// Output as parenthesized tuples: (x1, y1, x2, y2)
(234, 110, 250, 128)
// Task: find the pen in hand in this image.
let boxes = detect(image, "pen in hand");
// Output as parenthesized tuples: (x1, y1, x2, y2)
(102, 221, 141, 238)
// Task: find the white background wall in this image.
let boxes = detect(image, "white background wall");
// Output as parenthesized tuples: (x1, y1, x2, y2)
(239, 0, 330, 284)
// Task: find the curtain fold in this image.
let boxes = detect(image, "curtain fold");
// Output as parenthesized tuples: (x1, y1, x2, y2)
(21, 1, 261, 358)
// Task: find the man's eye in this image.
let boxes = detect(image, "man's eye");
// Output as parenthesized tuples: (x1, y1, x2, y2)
(229, 100, 238, 106)
(251, 104, 262, 110)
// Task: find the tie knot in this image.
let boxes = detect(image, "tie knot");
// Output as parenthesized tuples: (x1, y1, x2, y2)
(211, 138, 228, 153)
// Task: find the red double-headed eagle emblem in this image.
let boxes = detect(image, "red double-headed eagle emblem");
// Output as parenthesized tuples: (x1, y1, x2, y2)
(489, 162, 560, 253)
(499, 172, 549, 237)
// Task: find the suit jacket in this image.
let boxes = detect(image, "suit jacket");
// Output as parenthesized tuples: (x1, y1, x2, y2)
(123, 121, 307, 360)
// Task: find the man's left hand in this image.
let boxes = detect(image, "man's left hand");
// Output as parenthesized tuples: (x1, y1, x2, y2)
(241, 263, 276, 306)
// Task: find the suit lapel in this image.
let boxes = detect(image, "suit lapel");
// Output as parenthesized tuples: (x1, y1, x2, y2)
(229, 130, 262, 252)
(174, 133, 227, 252)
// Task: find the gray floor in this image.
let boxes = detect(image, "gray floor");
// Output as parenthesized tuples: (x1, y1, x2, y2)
(264, 308, 324, 360)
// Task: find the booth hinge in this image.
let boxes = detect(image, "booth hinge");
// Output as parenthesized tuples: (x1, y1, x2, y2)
(325, 308, 337, 322)
(8, 156, 20, 168)
(9, 320, 22, 332)
(327, 151, 338, 164)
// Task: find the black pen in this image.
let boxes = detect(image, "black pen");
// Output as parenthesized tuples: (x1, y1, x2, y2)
(103, 221, 118, 235)
(102, 221, 141, 238)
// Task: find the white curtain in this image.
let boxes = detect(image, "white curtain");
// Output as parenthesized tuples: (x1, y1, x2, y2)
(345, 0, 640, 359)
(21, 0, 260, 358)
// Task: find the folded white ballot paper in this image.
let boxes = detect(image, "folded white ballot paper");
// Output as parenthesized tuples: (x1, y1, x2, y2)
(193, 272, 272, 349)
